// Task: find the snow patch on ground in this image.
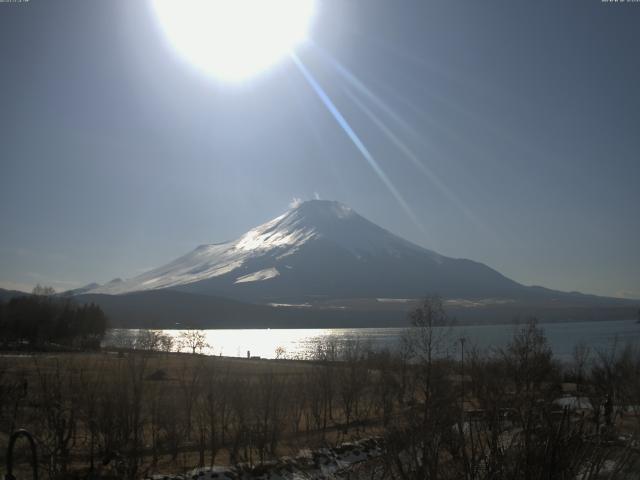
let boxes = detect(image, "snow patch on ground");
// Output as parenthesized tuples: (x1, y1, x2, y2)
(445, 298, 516, 308)
(376, 298, 414, 303)
(553, 396, 593, 410)
(146, 438, 382, 480)
(268, 302, 312, 308)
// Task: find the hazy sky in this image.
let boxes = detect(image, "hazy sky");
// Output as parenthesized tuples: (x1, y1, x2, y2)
(1, 0, 639, 298)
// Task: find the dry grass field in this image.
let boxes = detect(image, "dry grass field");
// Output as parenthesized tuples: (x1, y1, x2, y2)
(0, 348, 385, 479)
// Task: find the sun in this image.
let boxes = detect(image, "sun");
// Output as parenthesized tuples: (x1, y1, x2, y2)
(150, 0, 316, 82)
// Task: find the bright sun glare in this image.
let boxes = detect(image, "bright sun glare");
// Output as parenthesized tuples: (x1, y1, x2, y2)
(151, 0, 316, 82)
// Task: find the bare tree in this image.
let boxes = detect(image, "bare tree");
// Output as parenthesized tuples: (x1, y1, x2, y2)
(135, 330, 163, 351)
(499, 319, 558, 479)
(77, 359, 106, 473)
(383, 295, 458, 480)
(336, 338, 369, 432)
(371, 349, 399, 427)
(32, 284, 56, 296)
(177, 356, 204, 443)
(198, 361, 231, 467)
(274, 345, 286, 359)
(571, 340, 592, 388)
(285, 373, 307, 434)
(124, 353, 148, 479)
(158, 333, 175, 353)
(109, 329, 137, 351)
(253, 369, 287, 462)
(33, 358, 78, 478)
(178, 330, 209, 354)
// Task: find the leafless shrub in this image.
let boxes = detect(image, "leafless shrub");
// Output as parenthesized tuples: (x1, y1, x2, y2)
(33, 358, 78, 478)
(178, 330, 209, 355)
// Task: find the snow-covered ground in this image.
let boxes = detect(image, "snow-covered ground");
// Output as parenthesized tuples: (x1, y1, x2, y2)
(146, 438, 383, 480)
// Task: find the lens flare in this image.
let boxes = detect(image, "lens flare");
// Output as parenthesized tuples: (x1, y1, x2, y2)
(291, 53, 426, 234)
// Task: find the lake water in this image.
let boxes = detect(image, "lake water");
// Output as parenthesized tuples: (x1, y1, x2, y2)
(105, 319, 640, 362)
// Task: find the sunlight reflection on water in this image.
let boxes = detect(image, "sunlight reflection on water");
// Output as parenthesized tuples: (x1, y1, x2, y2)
(105, 319, 640, 361)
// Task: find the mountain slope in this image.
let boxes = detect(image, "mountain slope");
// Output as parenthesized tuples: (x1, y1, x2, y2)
(0, 288, 30, 302)
(89, 200, 526, 302)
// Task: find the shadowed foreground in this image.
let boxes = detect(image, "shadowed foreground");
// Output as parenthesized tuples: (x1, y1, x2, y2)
(1, 301, 639, 479)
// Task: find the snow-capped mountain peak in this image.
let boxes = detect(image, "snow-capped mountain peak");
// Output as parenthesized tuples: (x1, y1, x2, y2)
(235, 200, 358, 251)
(87, 200, 518, 301)
(90, 200, 354, 294)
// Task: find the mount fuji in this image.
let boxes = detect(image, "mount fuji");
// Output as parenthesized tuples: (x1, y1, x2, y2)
(74, 200, 636, 327)
(88, 200, 524, 301)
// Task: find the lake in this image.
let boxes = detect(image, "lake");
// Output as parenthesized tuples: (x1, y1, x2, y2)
(105, 319, 640, 362)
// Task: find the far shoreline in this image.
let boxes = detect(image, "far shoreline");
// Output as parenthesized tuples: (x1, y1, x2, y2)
(108, 316, 640, 330)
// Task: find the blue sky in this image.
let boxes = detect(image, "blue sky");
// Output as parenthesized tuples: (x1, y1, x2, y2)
(1, 0, 639, 298)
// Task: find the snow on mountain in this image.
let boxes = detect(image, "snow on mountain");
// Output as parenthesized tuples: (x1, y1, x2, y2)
(90, 201, 435, 294)
(235, 267, 280, 284)
(87, 200, 521, 301)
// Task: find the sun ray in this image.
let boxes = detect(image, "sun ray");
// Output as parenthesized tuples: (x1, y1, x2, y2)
(313, 47, 496, 240)
(290, 52, 427, 236)
(312, 45, 419, 137)
(342, 86, 490, 235)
